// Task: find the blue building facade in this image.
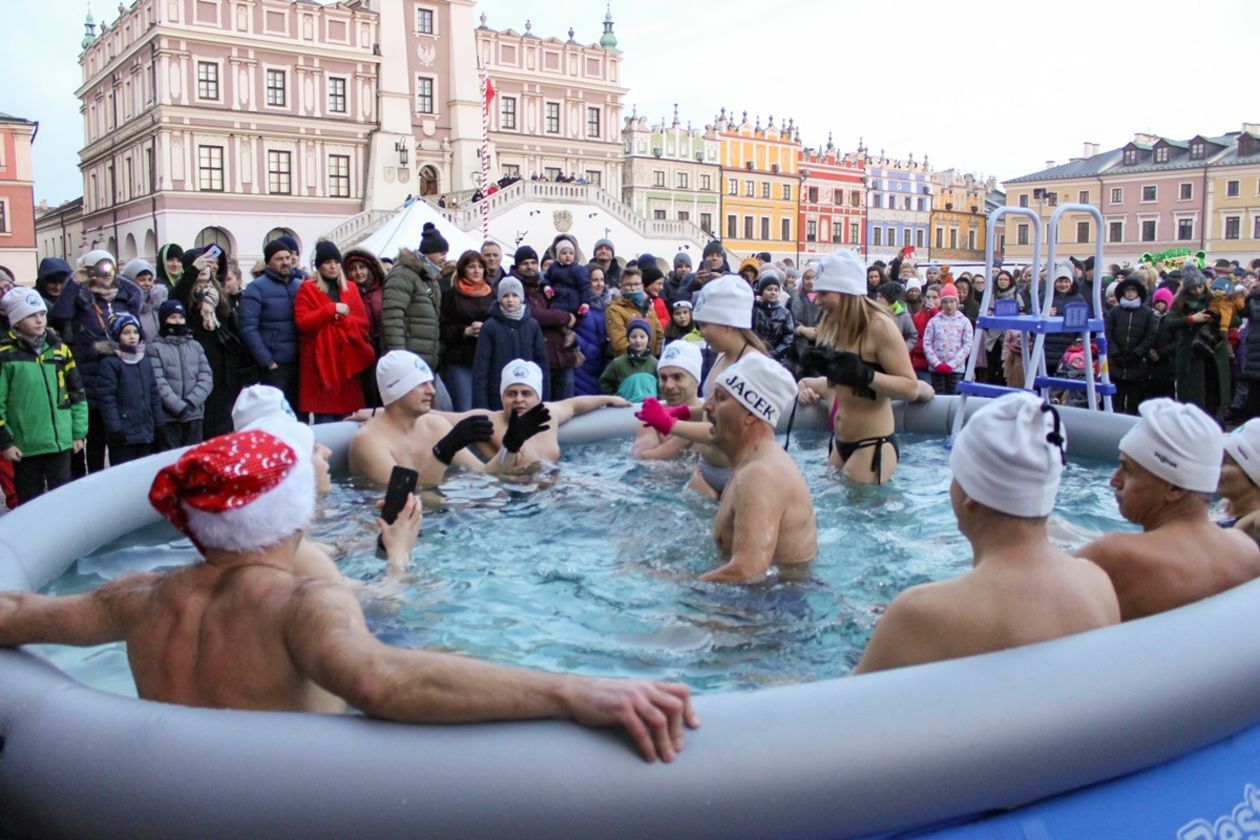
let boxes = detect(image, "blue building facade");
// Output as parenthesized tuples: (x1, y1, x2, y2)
(864, 154, 933, 263)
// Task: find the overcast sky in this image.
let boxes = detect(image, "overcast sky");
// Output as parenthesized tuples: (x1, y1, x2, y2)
(7, 0, 1257, 206)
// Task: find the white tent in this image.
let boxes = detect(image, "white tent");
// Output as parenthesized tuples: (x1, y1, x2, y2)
(356, 198, 481, 261)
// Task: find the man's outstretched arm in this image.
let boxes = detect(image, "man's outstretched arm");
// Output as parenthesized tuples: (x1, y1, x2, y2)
(284, 582, 699, 762)
(0, 574, 158, 648)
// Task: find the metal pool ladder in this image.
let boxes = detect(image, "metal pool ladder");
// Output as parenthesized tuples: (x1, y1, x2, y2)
(951, 204, 1115, 439)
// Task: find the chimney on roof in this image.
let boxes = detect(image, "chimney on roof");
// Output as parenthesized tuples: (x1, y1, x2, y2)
(1083, 141, 1100, 157)
(1045, 160, 1055, 168)
(1133, 132, 1159, 145)
(1244, 122, 1260, 135)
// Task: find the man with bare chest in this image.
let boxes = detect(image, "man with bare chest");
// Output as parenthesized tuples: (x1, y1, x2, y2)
(349, 350, 493, 486)
(699, 354, 816, 583)
(462, 360, 629, 475)
(0, 427, 698, 763)
(632, 340, 706, 461)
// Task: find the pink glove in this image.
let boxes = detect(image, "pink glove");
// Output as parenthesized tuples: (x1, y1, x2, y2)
(935, 363, 953, 374)
(665, 403, 692, 421)
(577, 303, 590, 316)
(544, 285, 555, 299)
(635, 398, 677, 435)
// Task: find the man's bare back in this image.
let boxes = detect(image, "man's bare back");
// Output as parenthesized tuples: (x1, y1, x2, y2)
(706, 444, 817, 582)
(855, 543, 1119, 673)
(1079, 520, 1260, 621)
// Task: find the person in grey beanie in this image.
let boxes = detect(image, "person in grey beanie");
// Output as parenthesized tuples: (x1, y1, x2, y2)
(588, 237, 622, 289)
(664, 252, 695, 306)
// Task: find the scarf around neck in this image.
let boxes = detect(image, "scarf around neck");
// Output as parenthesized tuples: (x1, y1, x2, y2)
(115, 341, 146, 365)
(457, 277, 492, 298)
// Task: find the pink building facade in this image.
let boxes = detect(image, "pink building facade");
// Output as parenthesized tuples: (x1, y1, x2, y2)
(798, 138, 865, 259)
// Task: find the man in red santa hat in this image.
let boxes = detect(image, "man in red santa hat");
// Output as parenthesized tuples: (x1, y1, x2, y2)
(0, 421, 698, 763)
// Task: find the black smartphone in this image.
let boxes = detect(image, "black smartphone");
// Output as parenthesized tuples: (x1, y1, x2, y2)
(380, 466, 419, 525)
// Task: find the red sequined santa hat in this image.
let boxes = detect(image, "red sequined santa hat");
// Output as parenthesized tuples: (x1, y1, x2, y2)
(148, 423, 315, 553)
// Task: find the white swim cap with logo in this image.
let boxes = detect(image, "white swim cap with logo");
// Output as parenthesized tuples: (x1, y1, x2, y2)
(1118, 398, 1222, 493)
(231, 384, 297, 431)
(717, 354, 797, 428)
(376, 350, 435, 406)
(658, 340, 703, 384)
(950, 392, 1066, 518)
(500, 359, 544, 398)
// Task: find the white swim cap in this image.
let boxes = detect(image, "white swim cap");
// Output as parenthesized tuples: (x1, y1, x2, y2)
(232, 384, 296, 431)
(500, 359, 544, 398)
(717, 354, 797, 428)
(659, 340, 703, 384)
(1118, 398, 1222, 493)
(951, 392, 1066, 518)
(693, 274, 753, 329)
(1224, 418, 1260, 487)
(376, 350, 434, 406)
(812, 250, 866, 296)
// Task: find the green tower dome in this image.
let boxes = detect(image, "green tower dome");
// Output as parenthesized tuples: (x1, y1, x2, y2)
(599, 4, 617, 50)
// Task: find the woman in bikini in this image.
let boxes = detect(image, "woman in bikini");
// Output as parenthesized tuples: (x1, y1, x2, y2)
(644, 274, 766, 498)
(797, 251, 926, 484)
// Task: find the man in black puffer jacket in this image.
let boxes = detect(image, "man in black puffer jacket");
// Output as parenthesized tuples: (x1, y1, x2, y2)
(1105, 276, 1158, 415)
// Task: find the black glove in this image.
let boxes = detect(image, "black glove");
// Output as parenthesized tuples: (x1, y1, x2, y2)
(797, 347, 833, 379)
(107, 431, 127, 449)
(431, 415, 495, 465)
(503, 403, 551, 453)
(179, 400, 196, 420)
(801, 348, 877, 397)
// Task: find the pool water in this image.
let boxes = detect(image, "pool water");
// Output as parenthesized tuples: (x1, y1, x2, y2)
(38, 432, 1134, 696)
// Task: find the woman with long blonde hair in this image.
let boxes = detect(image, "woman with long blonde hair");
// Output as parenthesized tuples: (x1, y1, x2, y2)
(798, 251, 926, 483)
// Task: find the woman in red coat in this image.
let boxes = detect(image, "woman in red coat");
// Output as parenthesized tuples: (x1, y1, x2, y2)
(294, 241, 376, 420)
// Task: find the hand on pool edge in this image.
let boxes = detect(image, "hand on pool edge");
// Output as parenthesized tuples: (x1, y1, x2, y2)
(562, 677, 701, 763)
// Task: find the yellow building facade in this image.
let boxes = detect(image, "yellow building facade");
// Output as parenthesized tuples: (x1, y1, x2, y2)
(1207, 159, 1260, 260)
(1000, 175, 1108, 266)
(715, 110, 801, 261)
(930, 171, 989, 263)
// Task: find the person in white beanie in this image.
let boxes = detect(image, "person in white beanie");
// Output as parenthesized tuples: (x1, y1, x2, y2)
(797, 250, 927, 484)
(349, 350, 494, 487)
(1219, 419, 1260, 536)
(0, 427, 698, 764)
(1079, 398, 1260, 620)
(698, 354, 817, 583)
(467, 359, 629, 476)
(667, 273, 767, 497)
(855, 393, 1119, 674)
(632, 340, 706, 460)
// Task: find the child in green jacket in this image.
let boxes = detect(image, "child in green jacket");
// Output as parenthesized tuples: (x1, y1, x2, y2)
(600, 318, 658, 402)
(0, 287, 88, 503)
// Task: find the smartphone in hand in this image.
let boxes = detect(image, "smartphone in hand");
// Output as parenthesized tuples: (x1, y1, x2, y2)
(203, 244, 223, 263)
(381, 466, 419, 525)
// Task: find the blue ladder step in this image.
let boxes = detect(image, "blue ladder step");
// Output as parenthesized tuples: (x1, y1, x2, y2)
(976, 315, 1105, 334)
(1033, 376, 1117, 395)
(955, 382, 1033, 399)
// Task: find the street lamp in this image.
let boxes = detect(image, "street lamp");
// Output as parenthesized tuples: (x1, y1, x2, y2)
(394, 139, 409, 167)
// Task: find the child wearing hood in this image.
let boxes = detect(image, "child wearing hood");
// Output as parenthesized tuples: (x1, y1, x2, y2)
(752, 274, 796, 362)
(600, 319, 658, 401)
(148, 300, 213, 450)
(93, 313, 164, 464)
(923, 283, 973, 395)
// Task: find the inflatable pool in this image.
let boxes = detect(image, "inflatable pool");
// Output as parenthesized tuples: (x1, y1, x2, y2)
(2, 396, 1258, 839)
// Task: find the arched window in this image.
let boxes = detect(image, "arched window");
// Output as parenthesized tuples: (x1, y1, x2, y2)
(194, 226, 236, 254)
(123, 233, 138, 260)
(143, 230, 157, 260)
(263, 227, 300, 254)
(419, 166, 439, 197)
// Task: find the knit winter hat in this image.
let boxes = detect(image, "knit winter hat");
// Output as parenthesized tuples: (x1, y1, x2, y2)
(376, 350, 435, 406)
(1225, 419, 1260, 487)
(232, 384, 297, 431)
(637, 254, 665, 286)
(497, 275, 525, 302)
(906, 278, 924, 292)
(1153, 288, 1174, 308)
(674, 251, 693, 269)
(314, 240, 342, 267)
(148, 424, 315, 553)
(717, 353, 798, 428)
(693, 273, 753, 329)
(109, 312, 142, 340)
(940, 283, 960, 302)
(500, 359, 544, 397)
(702, 240, 724, 259)
(419, 222, 450, 255)
(158, 299, 186, 324)
(659, 340, 703, 384)
(1053, 261, 1074, 282)
(951, 392, 1066, 518)
(813, 250, 866, 296)
(264, 239, 292, 262)
(757, 274, 781, 295)
(626, 318, 652, 340)
(120, 258, 155, 283)
(1118, 398, 1222, 493)
(1, 287, 46, 325)
(513, 245, 539, 264)
(593, 238, 616, 256)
